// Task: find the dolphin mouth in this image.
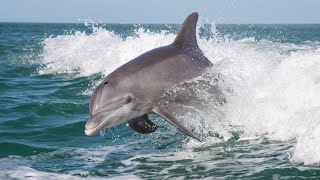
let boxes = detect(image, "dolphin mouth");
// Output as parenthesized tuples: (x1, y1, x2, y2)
(86, 96, 133, 136)
(85, 127, 102, 136)
(85, 107, 120, 136)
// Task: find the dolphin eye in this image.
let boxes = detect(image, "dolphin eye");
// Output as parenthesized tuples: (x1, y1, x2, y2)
(103, 81, 108, 84)
(126, 96, 132, 103)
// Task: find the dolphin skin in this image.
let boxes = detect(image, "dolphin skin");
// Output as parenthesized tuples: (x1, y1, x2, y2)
(85, 12, 223, 141)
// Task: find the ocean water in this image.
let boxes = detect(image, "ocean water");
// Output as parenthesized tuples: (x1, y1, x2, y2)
(1, 21, 320, 179)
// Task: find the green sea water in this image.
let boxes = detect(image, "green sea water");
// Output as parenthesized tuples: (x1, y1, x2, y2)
(1, 23, 320, 179)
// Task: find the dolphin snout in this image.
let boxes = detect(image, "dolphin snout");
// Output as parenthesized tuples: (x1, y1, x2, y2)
(85, 112, 110, 136)
(85, 119, 99, 131)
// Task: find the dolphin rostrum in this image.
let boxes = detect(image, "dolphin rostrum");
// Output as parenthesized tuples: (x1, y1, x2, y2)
(85, 12, 223, 141)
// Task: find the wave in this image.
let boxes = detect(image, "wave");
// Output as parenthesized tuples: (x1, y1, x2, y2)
(0, 146, 141, 179)
(36, 24, 320, 165)
(0, 142, 52, 158)
(38, 26, 175, 76)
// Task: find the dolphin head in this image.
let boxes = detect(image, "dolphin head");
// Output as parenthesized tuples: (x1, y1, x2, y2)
(85, 78, 147, 136)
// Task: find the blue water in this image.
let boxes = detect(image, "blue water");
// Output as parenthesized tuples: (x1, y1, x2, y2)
(1, 22, 320, 179)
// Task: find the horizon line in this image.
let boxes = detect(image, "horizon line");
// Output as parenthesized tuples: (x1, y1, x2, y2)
(1, 21, 320, 25)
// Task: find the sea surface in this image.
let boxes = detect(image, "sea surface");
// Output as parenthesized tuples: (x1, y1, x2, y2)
(1, 22, 320, 179)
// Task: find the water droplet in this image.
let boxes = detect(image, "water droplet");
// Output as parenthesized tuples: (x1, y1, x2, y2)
(99, 129, 106, 136)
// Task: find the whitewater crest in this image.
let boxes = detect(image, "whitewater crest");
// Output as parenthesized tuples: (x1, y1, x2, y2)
(39, 25, 175, 76)
(38, 23, 320, 165)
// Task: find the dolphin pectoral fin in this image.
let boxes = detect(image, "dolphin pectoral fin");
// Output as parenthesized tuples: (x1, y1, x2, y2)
(152, 107, 201, 142)
(128, 114, 158, 134)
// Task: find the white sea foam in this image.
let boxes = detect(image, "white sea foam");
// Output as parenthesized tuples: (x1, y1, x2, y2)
(38, 24, 320, 165)
(120, 137, 294, 178)
(39, 26, 174, 76)
(0, 146, 141, 180)
(0, 156, 90, 180)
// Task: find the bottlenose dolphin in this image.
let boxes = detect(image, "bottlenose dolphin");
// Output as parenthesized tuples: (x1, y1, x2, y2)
(85, 12, 224, 141)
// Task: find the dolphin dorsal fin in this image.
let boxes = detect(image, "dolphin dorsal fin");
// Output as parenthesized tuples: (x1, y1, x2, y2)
(173, 12, 199, 49)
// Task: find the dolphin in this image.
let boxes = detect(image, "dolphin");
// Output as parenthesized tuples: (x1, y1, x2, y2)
(85, 12, 224, 141)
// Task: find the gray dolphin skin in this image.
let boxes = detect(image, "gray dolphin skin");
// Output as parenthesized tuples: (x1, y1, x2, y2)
(85, 12, 219, 141)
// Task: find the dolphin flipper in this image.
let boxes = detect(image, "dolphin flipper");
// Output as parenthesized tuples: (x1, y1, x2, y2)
(152, 107, 201, 141)
(128, 114, 158, 134)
